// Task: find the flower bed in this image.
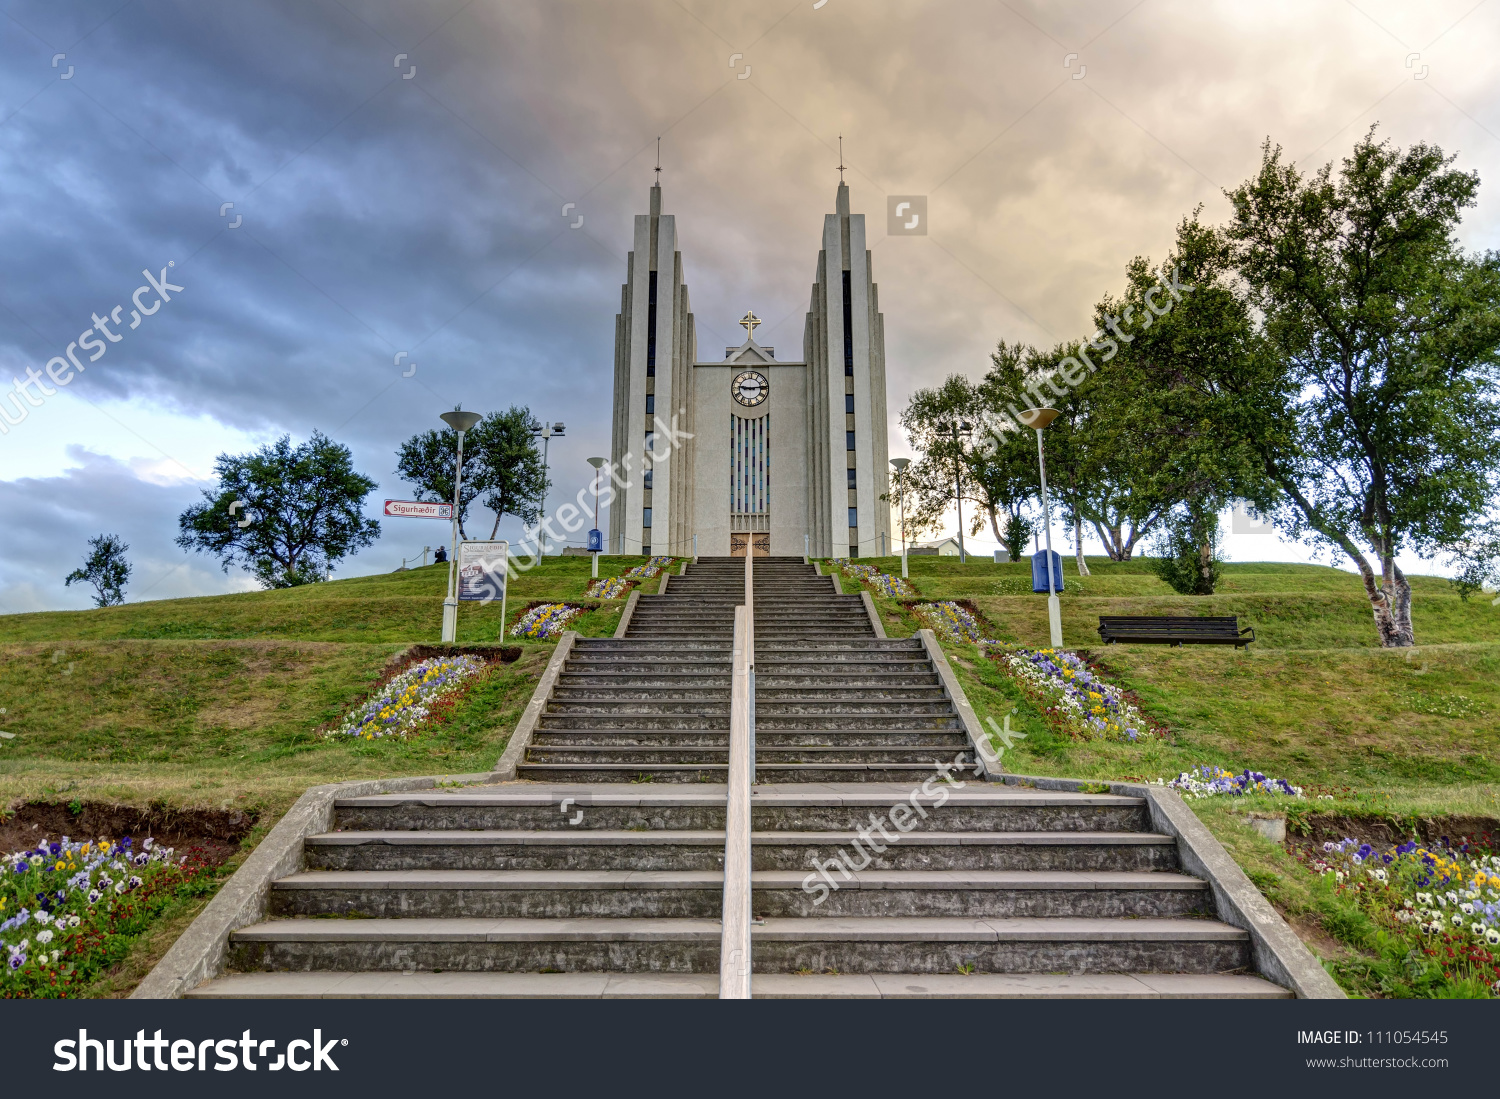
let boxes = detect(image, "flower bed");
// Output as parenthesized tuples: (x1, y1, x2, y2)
(1298, 837, 1500, 996)
(3, 836, 202, 998)
(911, 600, 991, 644)
(586, 577, 632, 599)
(1154, 765, 1304, 799)
(995, 647, 1160, 743)
(832, 560, 916, 598)
(510, 602, 583, 640)
(330, 654, 486, 740)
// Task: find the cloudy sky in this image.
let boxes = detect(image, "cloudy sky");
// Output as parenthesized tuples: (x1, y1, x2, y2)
(2, 0, 1497, 611)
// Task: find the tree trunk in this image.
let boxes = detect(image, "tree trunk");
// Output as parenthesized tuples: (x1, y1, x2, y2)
(1353, 554, 1414, 647)
(988, 507, 1006, 560)
(1073, 517, 1090, 575)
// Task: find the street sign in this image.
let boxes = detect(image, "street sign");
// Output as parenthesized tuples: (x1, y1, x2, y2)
(458, 540, 508, 604)
(384, 499, 453, 519)
(587, 528, 603, 553)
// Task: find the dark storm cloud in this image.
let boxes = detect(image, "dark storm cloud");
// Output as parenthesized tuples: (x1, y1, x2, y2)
(2, 0, 1497, 608)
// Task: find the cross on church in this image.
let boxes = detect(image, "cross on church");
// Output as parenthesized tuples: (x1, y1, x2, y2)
(739, 311, 761, 337)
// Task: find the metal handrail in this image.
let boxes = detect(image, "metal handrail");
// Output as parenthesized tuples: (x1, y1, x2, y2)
(719, 602, 754, 999)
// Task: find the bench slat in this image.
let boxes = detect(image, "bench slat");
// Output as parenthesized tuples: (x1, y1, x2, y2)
(1097, 614, 1254, 648)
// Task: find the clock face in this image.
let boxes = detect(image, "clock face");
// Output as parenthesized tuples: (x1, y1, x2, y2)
(733, 370, 768, 407)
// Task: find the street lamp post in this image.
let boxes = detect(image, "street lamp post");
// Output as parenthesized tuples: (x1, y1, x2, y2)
(1021, 407, 1063, 648)
(532, 421, 566, 556)
(890, 458, 911, 580)
(936, 421, 973, 563)
(586, 456, 605, 578)
(439, 408, 483, 643)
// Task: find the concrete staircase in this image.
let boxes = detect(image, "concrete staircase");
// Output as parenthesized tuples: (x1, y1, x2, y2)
(186, 554, 1291, 999)
(518, 557, 741, 784)
(754, 557, 975, 783)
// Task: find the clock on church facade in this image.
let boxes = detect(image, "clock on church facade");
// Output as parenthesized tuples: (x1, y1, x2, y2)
(732, 371, 768, 407)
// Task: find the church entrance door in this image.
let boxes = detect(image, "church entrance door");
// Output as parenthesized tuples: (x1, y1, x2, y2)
(729, 533, 770, 557)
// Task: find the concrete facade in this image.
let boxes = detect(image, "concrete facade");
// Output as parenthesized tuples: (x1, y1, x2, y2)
(609, 182, 891, 557)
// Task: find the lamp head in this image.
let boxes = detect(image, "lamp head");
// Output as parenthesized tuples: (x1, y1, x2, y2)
(440, 410, 483, 434)
(586, 456, 606, 469)
(553, 422, 566, 435)
(890, 457, 911, 472)
(1018, 407, 1060, 430)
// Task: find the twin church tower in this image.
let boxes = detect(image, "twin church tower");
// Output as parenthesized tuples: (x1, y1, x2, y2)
(608, 180, 892, 558)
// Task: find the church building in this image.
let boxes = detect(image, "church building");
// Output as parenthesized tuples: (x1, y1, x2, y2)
(608, 180, 892, 558)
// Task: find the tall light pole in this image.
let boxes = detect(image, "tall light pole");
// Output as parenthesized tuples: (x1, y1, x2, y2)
(532, 421, 565, 556)
(890, 458, 911, 580)
(1021, 407, 1063, 648)
(936, 420, 972, 563)
(439, 408, 483, 643)
(586, 456, 605, 578)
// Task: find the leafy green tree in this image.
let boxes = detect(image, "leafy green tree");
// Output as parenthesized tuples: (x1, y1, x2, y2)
(471, 407, 546, 538)
(395, 422, 483, 540)
(1148, 507, 1224, 595)
(1220, 131, 1500, 646)
(900, 371, 1035, 558)
(64, 533, 131, 607)
(395, 407, 546, 540)
(1088, 215, 1285, 584)
(177, 432, 380, 588)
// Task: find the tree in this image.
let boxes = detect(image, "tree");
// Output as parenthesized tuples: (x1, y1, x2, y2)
(395, 407, 546, 540)
(470, 407, 546, 538)
(1090, 216, 1284, 581)
(177, 432, 380, 588)
(901, 368, 1037, 559)
(1221, 131, 1500, 646)
(395, 422, 483, 541)
(1148, 508, 1224, 595)
(64, 534, 131, 607)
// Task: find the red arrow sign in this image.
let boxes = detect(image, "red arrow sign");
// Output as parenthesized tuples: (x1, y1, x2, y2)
(384, 499, 453, 519)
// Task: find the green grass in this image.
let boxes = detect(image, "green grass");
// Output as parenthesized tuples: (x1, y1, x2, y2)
(0, 554, 676, 809)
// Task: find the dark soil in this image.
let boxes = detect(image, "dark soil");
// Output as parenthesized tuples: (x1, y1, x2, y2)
(0, 801, 258, 869)
(1286, 812, 1499, 852)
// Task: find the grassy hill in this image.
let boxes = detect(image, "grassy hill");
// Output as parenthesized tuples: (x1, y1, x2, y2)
(0, 555, 664, 808)
(858, 555, 1500, 817)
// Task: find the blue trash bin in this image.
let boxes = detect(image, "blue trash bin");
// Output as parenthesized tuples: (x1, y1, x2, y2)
(1030, 549, 1063, 593)
(587, 529, 603, 553)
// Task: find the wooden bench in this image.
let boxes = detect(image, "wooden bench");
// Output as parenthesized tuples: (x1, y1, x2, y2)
(1097, 615, 1255, 648)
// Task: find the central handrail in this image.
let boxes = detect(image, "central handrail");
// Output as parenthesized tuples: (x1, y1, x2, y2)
(719, 601, 754, 998)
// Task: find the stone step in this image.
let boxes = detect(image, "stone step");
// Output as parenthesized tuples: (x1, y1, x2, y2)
(514, 763, 974, 784)
(221, 915, 1250, 977)
(549, 689, 731, 703)
(186, 969, 1290, 999)
(331, 785, 1151, 835)
(544, 701, 731, 715)
(524, 746, 969, 766)
(755, 676, 941, 688)
(531, 729, 967, 747)
(536, 715, 729, 731)
(302, 830, 1177, 873)
(265, 869, 1211, 920)
(753, 715, 963, 730)
(752, 698, 956, 713)
(558, 675, 733, 688)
